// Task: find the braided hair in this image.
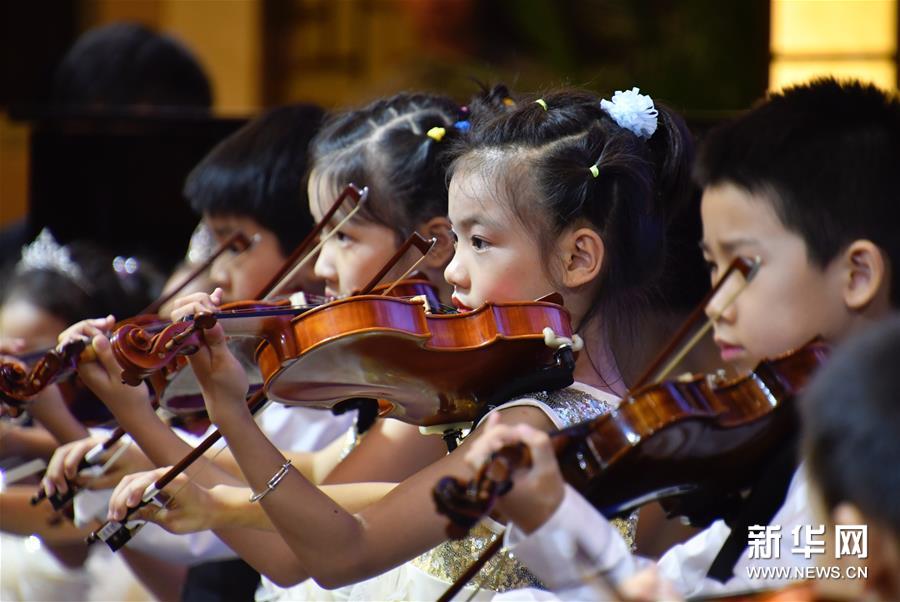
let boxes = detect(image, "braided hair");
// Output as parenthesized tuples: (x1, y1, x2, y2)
(309, 92, 474, 241)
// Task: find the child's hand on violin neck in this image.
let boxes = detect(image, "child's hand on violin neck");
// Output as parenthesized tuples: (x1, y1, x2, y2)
(57, 316, 153, 413)
(58, 315, 116, 349)
(464, 412, 567, 534)
(62, 322, 153, 415)
(170, 288, 224, 322)
(172, 289, 249, 419)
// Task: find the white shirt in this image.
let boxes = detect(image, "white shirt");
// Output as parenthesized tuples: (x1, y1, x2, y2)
(499, 467, 812, 599)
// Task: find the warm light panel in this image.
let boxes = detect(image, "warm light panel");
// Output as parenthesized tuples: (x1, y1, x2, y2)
(772, 0, 897, 54)
(770, 0, 898, 91)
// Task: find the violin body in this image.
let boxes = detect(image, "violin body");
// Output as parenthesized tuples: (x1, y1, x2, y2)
(434, 340, 830, 534)
(256, 293, 575, 427)
(556, 340, 829, 521)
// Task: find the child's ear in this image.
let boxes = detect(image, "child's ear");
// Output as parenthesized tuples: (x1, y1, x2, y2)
(842, 240, 888, 311)
(559, 227, 604, 289)
(416, 217, 455, 269)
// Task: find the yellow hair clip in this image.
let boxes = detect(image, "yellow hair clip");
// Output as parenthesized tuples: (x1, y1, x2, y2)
(589, 164, 600, 178)
(502, 97, 515, 107)
(534, 99, 548, 111)
(426, 126, 446, 142)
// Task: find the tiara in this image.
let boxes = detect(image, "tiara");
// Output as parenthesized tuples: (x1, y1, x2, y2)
(16, 228, 89, 290)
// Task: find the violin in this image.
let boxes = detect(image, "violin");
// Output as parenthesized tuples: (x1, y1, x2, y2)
(29, 186, 367, 510)
(83, 233, 444, 549)
(433, 338, 829, 537)
(429, 256, 829, 602)
(255, 292, 579, 427)
(0, 232, 253, 409)
(105, 184, 374, 413)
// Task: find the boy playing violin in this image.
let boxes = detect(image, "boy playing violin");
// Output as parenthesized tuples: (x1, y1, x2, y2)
(472, 78, 900, 598)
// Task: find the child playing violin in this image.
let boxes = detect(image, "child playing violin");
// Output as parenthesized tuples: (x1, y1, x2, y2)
(49, 92, 464, 595)
(38, 105, 356, 601)
(108, 86, 695, 599)
(470, 78, 900, 599)
(0, 231, 169, 601)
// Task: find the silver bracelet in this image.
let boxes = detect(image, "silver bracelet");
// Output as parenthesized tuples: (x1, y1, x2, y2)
(249, 459, 292, 503)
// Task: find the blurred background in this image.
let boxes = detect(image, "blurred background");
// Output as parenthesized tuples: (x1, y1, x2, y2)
(0, 0, 897, 268)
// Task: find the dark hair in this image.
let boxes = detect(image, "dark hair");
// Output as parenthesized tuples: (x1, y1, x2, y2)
(51, 22, 212, 109)
(184, 104, 325, 256)
(695, 78, 900, 304)
(1, 240, 159, 326)
(801, 317, 900, 535)
(309, 92, 467, 241)
(451, 88, 694, 374)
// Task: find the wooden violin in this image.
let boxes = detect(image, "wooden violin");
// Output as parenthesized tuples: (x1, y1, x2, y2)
(104, 183, 373, 413)
(0, 231, 253, 408)
(255, 292, 579, 427)
(433, 338, 829, 537)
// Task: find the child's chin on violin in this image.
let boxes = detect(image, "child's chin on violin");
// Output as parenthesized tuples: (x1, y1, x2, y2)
(472, 79, 900, 600)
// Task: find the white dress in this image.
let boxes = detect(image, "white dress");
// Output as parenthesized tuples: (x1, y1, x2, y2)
(260, 382, 637, 601)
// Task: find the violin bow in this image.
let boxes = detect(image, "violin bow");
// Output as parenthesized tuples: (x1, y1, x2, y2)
(360, 232, 436, 296)
(437, 256, 762, 602)
(86, 388, 269, 549)
(141, 231, 255, 315)
(263, 184, 369, 299)
(632, 255, 760, 389)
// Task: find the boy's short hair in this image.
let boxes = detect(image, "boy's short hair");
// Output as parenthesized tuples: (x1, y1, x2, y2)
(801, 316, 900, 536)
(695, 78, 900, 303)
(184, 104, 325, 255)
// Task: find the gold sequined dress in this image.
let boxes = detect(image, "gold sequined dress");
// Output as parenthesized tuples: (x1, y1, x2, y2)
(260, 382, 636, 602)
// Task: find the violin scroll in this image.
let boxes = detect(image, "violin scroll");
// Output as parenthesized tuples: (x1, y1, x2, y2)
(433, 442, 531, 539)
(111, 313, 218, 386)
(0, 338, 93, 405)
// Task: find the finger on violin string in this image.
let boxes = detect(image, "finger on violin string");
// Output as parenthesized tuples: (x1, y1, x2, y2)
(57, 315, 114, 346)
(90, 334, 124, 375)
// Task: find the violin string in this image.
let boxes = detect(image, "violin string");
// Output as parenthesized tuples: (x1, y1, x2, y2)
(379, 239, 436, 297)
(266, 200, 365, 299)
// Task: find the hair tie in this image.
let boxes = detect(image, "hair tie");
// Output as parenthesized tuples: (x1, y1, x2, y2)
(588, 164, 600, 178)
(426, 126, 446, 142)
(599, 87, 658, 139)
(534, 98, 548, 111)
(502, 97, 516, 107)
(453, 120, 470, 132)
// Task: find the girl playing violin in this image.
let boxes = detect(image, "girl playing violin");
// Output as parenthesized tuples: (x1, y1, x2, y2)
(38, 105, 350, 602)
(0, 230, 170, 601)
(108, 86, 694, 599)
(471, 78, 900, 600)
(48, 91, 465, 596)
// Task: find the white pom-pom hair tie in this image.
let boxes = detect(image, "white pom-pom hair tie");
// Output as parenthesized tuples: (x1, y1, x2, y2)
(600, 87, 658, 139)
